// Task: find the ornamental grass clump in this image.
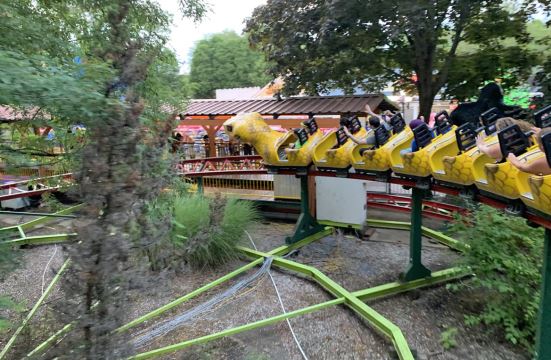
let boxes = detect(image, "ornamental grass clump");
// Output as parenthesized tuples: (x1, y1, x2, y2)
(448, 205, 543, 350)
(172, 194, 259, 268)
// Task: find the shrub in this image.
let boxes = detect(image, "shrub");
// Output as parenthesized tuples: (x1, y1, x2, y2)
(440, 326, 458, 350)
(448, 205, 543, 349)
(172, 194, 259, 268)
(139, 178, 191, 270)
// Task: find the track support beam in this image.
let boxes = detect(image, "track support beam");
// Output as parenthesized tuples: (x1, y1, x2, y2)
(286, 175, 324, 244)
(402, 187, 431, 281)
(536, 228, 551, 360)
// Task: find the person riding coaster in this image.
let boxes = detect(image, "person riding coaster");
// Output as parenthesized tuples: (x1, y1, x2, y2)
(349, 111, 412, 176)
(312, 113, 368, 174)
(343, 105, 393, 146)
(515, 105, 551, 214)
(430, 107, 506, 189)
(389, 112, 458, 183)
(472, 106, 551, 214)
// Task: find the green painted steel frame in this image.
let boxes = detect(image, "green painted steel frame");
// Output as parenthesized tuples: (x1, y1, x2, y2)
(0, 259, 70, 359)
(536, 228, 551, 360)
(402, 187, 432, 281)
(0, 204, 81, 246)
(24, 225, 468, 359)
(285, 175, 325, 244)
(123, 226, 469, 360)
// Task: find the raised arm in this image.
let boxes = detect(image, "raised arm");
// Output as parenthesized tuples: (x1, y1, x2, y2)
(507, 153, 551, 176)
(364, 104, 384, 123)
(343, 126, 367, 145)
(476, 133, 502, 161)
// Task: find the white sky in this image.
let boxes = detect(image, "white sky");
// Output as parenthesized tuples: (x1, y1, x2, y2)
(157, 0, 267, 74)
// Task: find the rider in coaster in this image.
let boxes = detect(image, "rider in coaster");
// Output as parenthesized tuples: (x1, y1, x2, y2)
(285, 121, 307, 153)
(343, 104, 392, 145)
(507, 127, 551, 175)
(476, 117, 538, 161)
(400, 117, 432, 156)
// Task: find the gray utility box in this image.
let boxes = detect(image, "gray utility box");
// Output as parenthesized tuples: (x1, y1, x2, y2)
(315, 176, 368, 226)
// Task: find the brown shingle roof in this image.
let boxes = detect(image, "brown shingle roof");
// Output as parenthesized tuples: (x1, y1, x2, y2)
(0, 106, 49, 122)
(182, 94, 398, 117)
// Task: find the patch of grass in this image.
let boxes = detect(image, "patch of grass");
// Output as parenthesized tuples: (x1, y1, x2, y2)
(440, 326, 458, 350)
(172, 194, 259, 268)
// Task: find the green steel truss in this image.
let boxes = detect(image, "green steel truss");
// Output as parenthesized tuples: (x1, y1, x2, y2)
(5, 179, 550, 360)
(0, 204, 82, 246)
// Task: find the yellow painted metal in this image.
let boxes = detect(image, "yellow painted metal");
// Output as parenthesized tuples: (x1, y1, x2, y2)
(390, 127, 457, 178)
(476, 144, 541, 199)
(312, 128, 368, 169)
(350, 129, 413, 172)
(432, 142, 494, 186)
(518, 171, 551, 214)
(222, 112, 323, 167)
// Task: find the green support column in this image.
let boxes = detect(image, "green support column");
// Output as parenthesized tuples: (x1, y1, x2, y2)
(197, 177, 204, 194)
(286, 175, 324, 244)
(402, 187, 431, 281)
(536, 228, 551, 360)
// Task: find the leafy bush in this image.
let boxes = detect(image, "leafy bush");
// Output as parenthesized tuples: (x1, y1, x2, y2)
(440, 326, 458, 350)
(448, 205, 543, 349)
(0, 232, 20, 333)
(172, 194, 259, 268)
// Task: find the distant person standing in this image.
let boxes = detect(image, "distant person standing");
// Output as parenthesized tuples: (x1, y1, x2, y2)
(170, 132, 182, 153)
(203, 134, 210, 157)
(243, 143, 253, 155)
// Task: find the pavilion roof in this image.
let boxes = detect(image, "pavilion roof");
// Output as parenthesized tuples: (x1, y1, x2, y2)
(181, 94, 398, 118)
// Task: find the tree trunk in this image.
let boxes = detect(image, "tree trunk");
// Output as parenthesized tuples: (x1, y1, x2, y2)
(416, 66, 437, 121)
(418, 89, 436, 123)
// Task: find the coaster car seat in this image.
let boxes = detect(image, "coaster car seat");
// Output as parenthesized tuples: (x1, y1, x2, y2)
(350, 113, 413, 173)
(313, 116, 368, 171)
(516, 106, 551, 215)
(475, 124, 537, 201)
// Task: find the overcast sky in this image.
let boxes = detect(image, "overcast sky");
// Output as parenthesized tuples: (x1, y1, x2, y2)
(157, 0, 267, 73)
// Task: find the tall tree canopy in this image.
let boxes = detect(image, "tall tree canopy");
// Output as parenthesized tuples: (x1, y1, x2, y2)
(0, 0, 204, 357)
(189, 31, 270, 98)
(246, 0, 540, 119)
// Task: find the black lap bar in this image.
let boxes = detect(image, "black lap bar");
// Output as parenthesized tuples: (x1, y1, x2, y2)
(412, 123, 433, 149)
(498, 124, 531, 158)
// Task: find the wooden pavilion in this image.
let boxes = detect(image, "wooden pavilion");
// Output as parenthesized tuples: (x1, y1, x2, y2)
(179, 94, 399, 157)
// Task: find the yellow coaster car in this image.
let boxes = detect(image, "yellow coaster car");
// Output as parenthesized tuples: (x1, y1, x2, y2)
(390, 121, 458, 180)
(350, 113, 411, 175)
(222, 112, 323, 171)
(312, 116, 367, 174)
(474, 124, 538, 213)
(433, 107, 503, 187)
(515, 152, 550, 215)
(514, 105, 551, 215)
(430, 123, 494, 186)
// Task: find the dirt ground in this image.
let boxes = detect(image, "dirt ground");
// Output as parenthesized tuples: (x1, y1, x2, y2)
(0, 209, 529, 360)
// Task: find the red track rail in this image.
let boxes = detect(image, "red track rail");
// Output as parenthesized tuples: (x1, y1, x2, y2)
(367, 193, 468, 221)
(0, 173, 73, 202)
(177, 155, 263, 174)
(179, 156, 551, 229)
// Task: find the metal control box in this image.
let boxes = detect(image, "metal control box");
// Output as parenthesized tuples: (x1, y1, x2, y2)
(315, 177, 368, 226)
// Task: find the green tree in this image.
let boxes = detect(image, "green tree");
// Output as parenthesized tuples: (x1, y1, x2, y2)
(246, 0, 539, 119)
(0, 0, 205, 357)
(190, 31, 270, 98)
